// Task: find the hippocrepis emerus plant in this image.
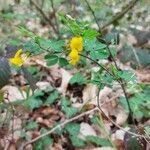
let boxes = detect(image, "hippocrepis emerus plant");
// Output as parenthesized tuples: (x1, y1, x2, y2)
(1, 17, 137, 123)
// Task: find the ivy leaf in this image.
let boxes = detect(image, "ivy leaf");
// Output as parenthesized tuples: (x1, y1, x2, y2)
(61, 97, 79, 118)
(69, 73, 86, 85)
(40, 128, 53, 145)
(70, 135, 86, 148)
(34, 128, 53, 150)
(45, 90, 59, 105)
(20, 130, 31, 141)
(25, 121, 38, 130)
(24, 90, 44, 110)
(25, 97, 43, 110)
(62, 106, 78, 118)
(45, 54, 58, 66)
(119, 87, 150, 118)
(86, 135, 112, 147)
(64, 123, 80, 135)
(124, 128, 146, 150)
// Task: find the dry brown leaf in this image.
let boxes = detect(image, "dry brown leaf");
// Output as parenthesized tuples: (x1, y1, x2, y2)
(58, 68, 72, 94)
(36, 81, 51, 90)
(79, 122, 97, 139)
(2, 86, 25, 102)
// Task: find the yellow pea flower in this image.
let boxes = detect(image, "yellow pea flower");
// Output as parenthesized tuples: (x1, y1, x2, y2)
(9, 49, 29, 67)
(70, 36, 83, 52)
(69, 49, 80, 65)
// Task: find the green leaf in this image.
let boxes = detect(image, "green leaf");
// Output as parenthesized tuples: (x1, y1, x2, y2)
(23, 41, 43, 54)
(24, 90, 44, 110)
(25, 97, 43, 110)
(25, 121, 38, 130)
(9, 38, 21, 46)
(90, 49, 109, 60)
(50, 40, 64, 52)
(45, 90, 59, 105)
(94, 42, 107, 50)
(144, 126, 150, 136)
(63, 106, 79, 118)
(83, 29, 99, 39)
(60, 15, 86, 35)
(38, 38, 64, 52)
(91, 115, 101, 125)
(64, 123, 80, 135)
(18, 26, 35, 38)
(124, 130, 146, 150)
(61, 97, 79, 118)
(61, 97, 71, 107)
(45, 54, 58, 66)
(117, 70, 136, 82)
(69, 73, 86, 85)
(40, 128, 53, 145)
(70, 136, 86, 148)
(59, 57, 69, 67)
(34, 128, 53, 150)
(86, 135, 112, 147)
(119, 87, 150, 118)
(84, 38, 96, 52)
(20, 130, 31, 141)
(120, 45, 150, 67)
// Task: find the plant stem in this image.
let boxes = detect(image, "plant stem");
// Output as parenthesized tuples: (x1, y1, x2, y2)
(84, 0, 102, 33)
(105, 41, 134, 124)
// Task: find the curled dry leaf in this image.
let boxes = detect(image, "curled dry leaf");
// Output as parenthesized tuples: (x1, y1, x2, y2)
(82, 84, 98, 105)
(58, 68, 72, 94)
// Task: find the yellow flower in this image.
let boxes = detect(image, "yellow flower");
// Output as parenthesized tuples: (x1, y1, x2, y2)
(69, 49, 80, 65)
(9, 49, 29, 67)
(70, 36, 83, 52)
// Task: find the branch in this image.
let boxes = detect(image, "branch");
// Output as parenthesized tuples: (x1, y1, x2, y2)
(106, 41, 134, 124)
(96, 89, 150, 141)
(96, 37, 134, 124)
(84, 0, 102, 33)
(19, 90, 149, 149)
(79, 53, 114, 77)
(30, 0, 57, 34)
(50, 0, 60, 35)
(101, 0, 139, 29)
(20, 107, 98, 150)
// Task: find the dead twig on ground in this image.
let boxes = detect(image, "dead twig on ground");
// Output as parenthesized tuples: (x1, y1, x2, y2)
(19, 107, 98, 149)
